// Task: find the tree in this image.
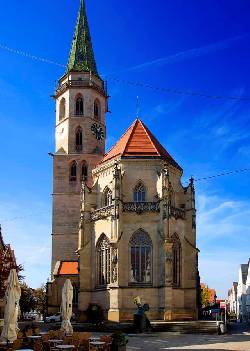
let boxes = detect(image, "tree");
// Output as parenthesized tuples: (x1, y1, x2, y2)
(201, 285, 210, 307)
(0, 245, 24, 299)
(19, 283, 36, 317)
(34, 284, 47, 317)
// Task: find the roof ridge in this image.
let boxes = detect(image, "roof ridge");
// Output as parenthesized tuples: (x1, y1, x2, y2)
(139, 119, 161, 156)
(103, 119, 137, 160)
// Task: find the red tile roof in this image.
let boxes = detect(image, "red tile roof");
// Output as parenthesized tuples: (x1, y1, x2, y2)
(102, 119, 182, 170)
(58, 261, 78, 275)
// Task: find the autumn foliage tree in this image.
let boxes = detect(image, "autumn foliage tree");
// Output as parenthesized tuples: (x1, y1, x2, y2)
(0, 244, 24, 299)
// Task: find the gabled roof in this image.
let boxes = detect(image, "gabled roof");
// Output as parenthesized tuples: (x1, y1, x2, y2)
(101, 118, 182, 170)
(67, 0, 99, 76)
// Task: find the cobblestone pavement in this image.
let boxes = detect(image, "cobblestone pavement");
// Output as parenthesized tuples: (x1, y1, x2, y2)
(126, 323, 250, 350)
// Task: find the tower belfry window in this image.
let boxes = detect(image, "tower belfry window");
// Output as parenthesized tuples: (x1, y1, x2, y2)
(59, 98, 66, 121)
(81, 161, 88, 181)
(94, 99, 100, 120)
(75, 127, 83, 151)
(70, 161, 77, 182)
(76, 95, 84, 116)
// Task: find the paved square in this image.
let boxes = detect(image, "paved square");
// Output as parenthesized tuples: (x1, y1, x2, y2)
(126, 325, 250, 350)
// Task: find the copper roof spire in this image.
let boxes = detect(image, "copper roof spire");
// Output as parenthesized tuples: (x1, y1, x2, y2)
(67, 0, 99, 76)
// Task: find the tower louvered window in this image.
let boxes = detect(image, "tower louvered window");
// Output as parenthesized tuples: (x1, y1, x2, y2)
(59, 98, 66, 121)
(94, 99, 100, 120)
(76, 96, 84, 116)
(81, 161, 88, 181)
(75, 127, 83, 151)
(70, 161, 77, 182)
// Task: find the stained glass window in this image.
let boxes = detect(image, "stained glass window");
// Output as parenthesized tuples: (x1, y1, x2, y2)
(129, 230, 152, 284)
(133, 182, 146, 202)
(96, 234, 111, 286)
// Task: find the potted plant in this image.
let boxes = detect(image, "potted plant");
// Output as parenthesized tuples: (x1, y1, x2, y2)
(111, 331, 128, 351)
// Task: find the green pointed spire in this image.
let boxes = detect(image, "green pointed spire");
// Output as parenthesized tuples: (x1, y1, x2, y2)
(67, 0, 99, 76)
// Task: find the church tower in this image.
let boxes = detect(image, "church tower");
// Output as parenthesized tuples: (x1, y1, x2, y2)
(51, 0, 108, 273)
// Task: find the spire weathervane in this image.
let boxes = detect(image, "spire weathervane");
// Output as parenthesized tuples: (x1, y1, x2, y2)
(136, 96, 140, 118)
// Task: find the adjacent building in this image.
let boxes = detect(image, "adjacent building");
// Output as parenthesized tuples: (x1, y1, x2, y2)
(237, 263, 248, 321)
(48, 0, 199, 321)
(228, 282, 238, 315)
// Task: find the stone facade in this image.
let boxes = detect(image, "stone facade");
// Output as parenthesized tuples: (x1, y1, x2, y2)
(78, 157, 198, 321)
(51, 71, 107, 270)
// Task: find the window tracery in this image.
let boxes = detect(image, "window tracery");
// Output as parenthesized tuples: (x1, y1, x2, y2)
(81, 161, 88, 181)
(70, 161, 77, 182)
(129, 229, 152, 284)
(75, 95, 84, 116)
(102, 187, 112, 207)
(96, 234, 111, 286)
(133, 182, 146, 202)
(75, 127, 83, 151)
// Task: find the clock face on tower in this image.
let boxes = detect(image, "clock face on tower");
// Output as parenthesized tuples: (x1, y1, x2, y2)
(91, 123, 104, 140)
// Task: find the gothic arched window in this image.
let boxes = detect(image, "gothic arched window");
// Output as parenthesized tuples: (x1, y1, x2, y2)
(129, 229, 152, 284)
(102, 187, 112, 207)
(94, 99, 100, 120)
(81, 161, 88, 181)
(96, 234, 111, 286)
(75, 127, 83, 151)
(172, 234, 181, 287)
(133, 182, 146, 202)
(75, 95, 84, 116)
(70, 161, 77, 182)
(59, 98, 66, 121)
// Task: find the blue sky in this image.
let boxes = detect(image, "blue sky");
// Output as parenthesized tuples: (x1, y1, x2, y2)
(0, 0, 250, 298)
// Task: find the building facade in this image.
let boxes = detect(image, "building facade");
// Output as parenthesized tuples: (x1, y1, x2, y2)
(237, 263, 248, 321)
(228, 282, 238, 315)
(48, 0, 199, 321)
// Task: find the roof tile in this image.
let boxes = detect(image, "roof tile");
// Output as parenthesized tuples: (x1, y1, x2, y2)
(102, 119, 182, 170)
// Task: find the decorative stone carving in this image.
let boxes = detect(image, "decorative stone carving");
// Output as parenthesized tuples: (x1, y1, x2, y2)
(122, 202, 160, 214)
(169, 206, 185, 220)
(91, 205, 115, 221)
(111, 248, 118, 283)
(165, 241, 173, 286)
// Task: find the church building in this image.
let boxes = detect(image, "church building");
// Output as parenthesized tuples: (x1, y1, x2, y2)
(47, 0, 199, 321)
